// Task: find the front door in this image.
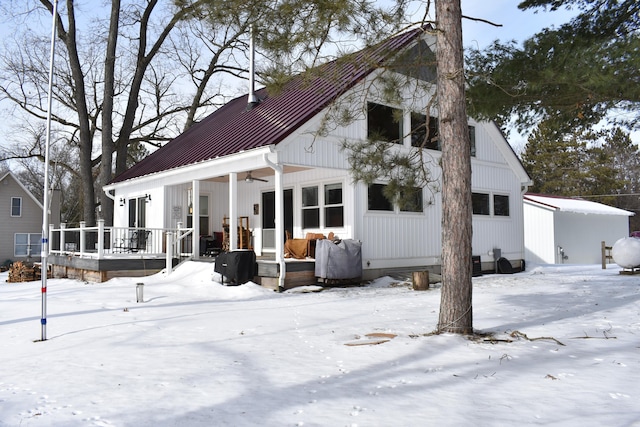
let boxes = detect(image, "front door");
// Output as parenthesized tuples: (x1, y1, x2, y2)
(262, 189, 293, 250)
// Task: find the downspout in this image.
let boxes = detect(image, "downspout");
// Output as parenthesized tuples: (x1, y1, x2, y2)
(264, 152, 285, 291)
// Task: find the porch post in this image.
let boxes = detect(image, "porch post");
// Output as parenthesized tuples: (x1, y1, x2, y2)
(274, 167, 285, 290)
(97, 219, 104, 258)
(229, 172, 238, 251)
(60, 223, 66, 253)
(79, 221, 86, 256)
(192, 179, 200, 258)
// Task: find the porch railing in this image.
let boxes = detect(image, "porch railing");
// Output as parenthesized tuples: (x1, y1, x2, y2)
(48, 220, 194, 269)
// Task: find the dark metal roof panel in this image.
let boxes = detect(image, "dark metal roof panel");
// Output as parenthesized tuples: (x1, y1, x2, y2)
(110, 28, 423, 184)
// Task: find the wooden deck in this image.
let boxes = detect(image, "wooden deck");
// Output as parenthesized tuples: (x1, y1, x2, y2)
(255, 258, 317, 290)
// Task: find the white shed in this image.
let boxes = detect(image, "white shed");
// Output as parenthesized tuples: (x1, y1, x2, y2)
(523, 194, 634, 265)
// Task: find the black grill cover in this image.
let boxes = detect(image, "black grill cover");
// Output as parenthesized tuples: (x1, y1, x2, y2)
(214, 250, 256, 285)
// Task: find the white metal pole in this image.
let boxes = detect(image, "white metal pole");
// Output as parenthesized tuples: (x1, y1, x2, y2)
(40, 0, 58, 342)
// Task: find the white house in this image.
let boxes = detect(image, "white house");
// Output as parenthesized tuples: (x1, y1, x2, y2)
(103, 28, 532, 287)
(523, 193, 634, 265)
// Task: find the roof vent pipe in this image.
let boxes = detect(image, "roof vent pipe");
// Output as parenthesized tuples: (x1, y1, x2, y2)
(247, 25, 259, 110)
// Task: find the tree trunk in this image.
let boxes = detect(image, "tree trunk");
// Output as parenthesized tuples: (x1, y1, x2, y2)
(99, 0, 120, 226)
(436, 0, 473, 334)
(59, 0, 96, 226)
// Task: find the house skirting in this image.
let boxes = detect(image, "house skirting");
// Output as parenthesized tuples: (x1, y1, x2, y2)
(49, 254, 178, 283)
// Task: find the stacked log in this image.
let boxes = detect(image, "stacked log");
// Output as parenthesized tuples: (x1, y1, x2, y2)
(6, 261, 49, 283)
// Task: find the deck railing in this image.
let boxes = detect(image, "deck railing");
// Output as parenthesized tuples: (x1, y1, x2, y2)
(49, 220, 194, 269)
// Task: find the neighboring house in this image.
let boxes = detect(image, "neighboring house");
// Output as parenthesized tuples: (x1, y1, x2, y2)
(523, 193, 633, 265)
(0, 171, 61, 265)
(104, 28, 532, 285)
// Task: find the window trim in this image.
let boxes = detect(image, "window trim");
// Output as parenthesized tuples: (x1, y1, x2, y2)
(301, 182, 345, 230)
(472, 191, 511, 217)
(11, 197, 22, 217)
(14, 233, 41, 257)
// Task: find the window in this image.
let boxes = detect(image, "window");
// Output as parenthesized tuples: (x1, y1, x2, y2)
(472, 192, 490, 215)
(410, 116, 476, 156)
(494, 194, 510, 216)
(368, 184, 394, 211)
(411, 112, 439, 150)
(187, 195, 210, 235)
(324, 183, 344, 227)
(469, 125, 476, 157)
(399, 187, 424, 212)
(11, 197, 21, 217)
(367, 102, 403, 143)
(15, 233, 41, 257)
(302, 186, 320, 228)
(128, 196, 147, 228)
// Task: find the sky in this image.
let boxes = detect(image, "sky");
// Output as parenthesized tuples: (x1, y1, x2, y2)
(0, 2, 635, 152)
(1, 261, 639, 426)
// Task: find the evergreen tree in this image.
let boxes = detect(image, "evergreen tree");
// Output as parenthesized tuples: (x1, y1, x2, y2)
(466, 0, 640, 133)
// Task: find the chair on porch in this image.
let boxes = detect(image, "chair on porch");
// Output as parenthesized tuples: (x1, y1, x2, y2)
(114, 230, 151, 253)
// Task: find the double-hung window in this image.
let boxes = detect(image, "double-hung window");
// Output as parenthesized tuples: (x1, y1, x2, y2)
(11, 197, 22, 217)
(302, 183, 344, 229)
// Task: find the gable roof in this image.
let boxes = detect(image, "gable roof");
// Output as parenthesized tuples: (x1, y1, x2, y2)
(524, 193, 634, 216)
(110, 28, 426, 185)
(0, 171, 43, 209)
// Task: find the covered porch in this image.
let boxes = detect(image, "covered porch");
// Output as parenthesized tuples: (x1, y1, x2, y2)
(46, 220, 323, 288)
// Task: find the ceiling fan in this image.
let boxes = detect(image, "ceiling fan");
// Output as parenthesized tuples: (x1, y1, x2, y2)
(244, 171, 268, 183)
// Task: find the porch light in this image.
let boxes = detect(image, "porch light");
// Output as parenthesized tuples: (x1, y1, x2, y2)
(145, 194, 151, 203)
(119, 197, 125, 207)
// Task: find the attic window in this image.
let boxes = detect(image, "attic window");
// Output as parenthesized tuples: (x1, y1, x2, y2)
(11, 197, 22, 217)
(367, 102, 403, 144)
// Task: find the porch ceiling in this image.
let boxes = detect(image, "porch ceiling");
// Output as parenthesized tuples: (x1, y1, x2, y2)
(205, 165, 311, 183)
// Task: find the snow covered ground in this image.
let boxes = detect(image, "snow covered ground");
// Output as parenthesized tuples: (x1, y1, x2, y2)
(1, 262, 639, 427)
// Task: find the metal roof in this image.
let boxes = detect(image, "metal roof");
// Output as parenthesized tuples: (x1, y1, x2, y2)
(110, 28, 425, 184)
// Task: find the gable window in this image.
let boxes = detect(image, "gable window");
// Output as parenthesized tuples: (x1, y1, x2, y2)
(324, 183, 344, 227)
(368, 184, 394, 211)
(367, 102, 402, 143)
(411, 112, 439, 150)
(15, 233, 41, 257)
(302, 186, 320, 228)
(494, 194, 510, 217)
(11, 197, 22, 217)
(472, 192, 490, 215)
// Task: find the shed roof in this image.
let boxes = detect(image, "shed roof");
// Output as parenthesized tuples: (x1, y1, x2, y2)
(524, 193, 634, 216)
(110, 28, 427, 185)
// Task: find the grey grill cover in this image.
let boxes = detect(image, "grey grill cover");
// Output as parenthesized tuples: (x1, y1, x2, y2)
(315, 239, 362, 280)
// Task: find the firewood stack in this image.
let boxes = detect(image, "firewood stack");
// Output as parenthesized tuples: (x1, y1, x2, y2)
(6, 261, 49, 283)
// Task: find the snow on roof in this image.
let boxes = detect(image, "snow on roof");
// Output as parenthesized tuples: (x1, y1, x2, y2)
(524, 193, 634, 216)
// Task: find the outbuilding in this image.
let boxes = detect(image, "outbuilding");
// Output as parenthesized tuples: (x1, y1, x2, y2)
(523, 193, 634, 265)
